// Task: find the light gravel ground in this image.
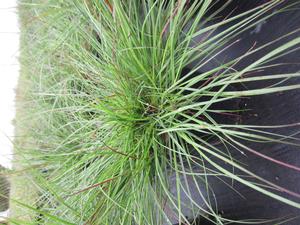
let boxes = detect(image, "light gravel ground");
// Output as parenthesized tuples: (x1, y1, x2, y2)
(0, 0, 19, 169)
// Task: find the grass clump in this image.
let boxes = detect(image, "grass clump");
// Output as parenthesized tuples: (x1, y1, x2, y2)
(12, 0, 300, 224)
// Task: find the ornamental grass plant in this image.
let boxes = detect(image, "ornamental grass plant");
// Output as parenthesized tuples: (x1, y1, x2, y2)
(9, 0, 300, 224)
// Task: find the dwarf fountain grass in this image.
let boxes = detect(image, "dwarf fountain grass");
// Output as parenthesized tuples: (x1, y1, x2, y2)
(10, 0, 300, 224)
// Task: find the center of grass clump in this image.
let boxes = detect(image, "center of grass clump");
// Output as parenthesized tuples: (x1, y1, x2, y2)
(144, 103, 158, 116)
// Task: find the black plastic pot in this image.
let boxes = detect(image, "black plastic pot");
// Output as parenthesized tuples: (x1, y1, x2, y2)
(171, 1, 300, 224)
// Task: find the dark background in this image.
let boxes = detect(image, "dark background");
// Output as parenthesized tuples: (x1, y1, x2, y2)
(178, 1, 300, 224)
